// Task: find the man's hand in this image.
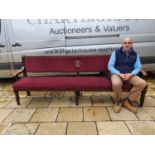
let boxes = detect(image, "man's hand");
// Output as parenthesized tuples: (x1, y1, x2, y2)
(119, 73, 133, 81)
(119, 73, 126, 80)
(124, 73, 133, 80)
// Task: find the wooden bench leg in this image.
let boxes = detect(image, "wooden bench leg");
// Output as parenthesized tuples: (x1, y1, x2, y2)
(75, 91, 80, 105)
(27, 91, 31, 96)
(140, 90, 146, 107)
(139, 85, 148, 107)
(14, 90, 20, 105)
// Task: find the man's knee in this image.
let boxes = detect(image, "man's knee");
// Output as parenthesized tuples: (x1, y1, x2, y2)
(112, 81, 122, 89)
(141, 80, 147, 89)
(137, 79, 147, 89)
(111, 75, 122, 89)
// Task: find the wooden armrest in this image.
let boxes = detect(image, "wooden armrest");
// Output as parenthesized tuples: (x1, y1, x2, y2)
(12, 67, 25, 78)
(141, 70, 148, 77)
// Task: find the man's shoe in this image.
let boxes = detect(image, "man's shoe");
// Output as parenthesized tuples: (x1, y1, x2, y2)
(123, 99, 138, 113)
(114, 100, 122, 113)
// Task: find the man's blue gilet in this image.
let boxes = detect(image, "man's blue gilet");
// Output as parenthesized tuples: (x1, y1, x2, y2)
(115, 47, 137, 73)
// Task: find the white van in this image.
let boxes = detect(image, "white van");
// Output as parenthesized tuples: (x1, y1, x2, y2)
(0, 19, 155, 78)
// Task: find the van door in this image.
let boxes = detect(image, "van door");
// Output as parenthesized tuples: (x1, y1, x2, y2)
(0, 19, 12, 78)
(6, 19, 66, 69)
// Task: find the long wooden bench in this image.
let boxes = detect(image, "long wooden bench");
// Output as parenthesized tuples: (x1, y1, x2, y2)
(12, 55, 147, 106)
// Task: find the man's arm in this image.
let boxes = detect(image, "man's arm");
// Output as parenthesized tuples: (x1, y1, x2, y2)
(131, 53, 142, 75)
(108, 51, 120, 75)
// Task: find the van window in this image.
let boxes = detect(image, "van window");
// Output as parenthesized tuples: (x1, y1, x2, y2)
(9, 19, 66, 51)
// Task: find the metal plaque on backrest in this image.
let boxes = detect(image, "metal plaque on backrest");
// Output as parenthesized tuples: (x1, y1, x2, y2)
(74, 60, 81, 68)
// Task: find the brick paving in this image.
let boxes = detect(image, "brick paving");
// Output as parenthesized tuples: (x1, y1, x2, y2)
(0, 78, 155, 135)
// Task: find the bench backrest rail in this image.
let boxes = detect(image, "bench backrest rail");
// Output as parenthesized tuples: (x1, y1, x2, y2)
(22, 55, 110, 75)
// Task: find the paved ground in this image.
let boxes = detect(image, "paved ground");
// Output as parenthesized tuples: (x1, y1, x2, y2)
(0, 77, 155, 135)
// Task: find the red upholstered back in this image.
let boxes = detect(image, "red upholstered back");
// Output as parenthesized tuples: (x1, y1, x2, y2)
(23, 55, 110, 72)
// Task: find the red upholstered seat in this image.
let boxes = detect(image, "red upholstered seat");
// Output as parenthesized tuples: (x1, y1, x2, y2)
(13, 76, 112, 91)
(13, 76, 134, 92)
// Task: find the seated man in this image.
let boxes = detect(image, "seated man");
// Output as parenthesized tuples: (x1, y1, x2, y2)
(108, 37, 147, 113)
